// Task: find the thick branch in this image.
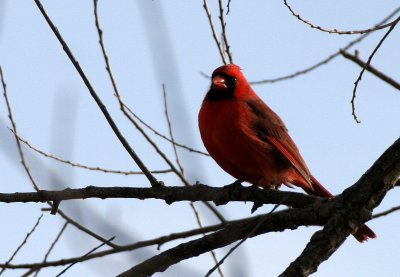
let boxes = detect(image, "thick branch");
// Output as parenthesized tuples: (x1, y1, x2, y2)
(117, 206, 329, 277)
(280, 137, 400, 276)
(0, 183, 317, 209)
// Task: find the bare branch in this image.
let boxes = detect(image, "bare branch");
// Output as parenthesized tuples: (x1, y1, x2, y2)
(203, 0, 227, 64)
(55, 236, 114, 276)
(0, 183, 317, 208)
(33, 0, 159, 187)
(373, 205, 400, 219)
(117, 207, 327, 277)
(283, 0, 397, 35)
(0, 214, 43, 275)
(123, 103, 209, 156)
(218, 0, 233, 63)
(340, 50, 400, 90)
(350, 15, 400, 123)
(250, 6, 400, 85)
(279, 137, 400, 276)
(55, 209, 119, 248)
(0, 221, 228, 270)
(12, 131, 172, 175)
(28, 222, 69, 277)
(1, 65, 40, 191)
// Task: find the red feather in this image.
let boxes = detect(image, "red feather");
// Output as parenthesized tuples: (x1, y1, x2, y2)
(199, 64, 376, 242)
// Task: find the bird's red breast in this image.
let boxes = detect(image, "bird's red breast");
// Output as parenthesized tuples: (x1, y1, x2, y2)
(198, 64, 376, 242)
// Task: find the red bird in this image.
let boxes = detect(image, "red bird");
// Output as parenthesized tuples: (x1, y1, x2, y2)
(198, 64, 376, 242)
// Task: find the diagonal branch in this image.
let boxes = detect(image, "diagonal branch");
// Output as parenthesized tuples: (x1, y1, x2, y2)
(279, 137, 400, 276)
(33, 0, 159, 187)
(250, 6, 400, 85)
(340, 50, 400, 90)
(283, 0, 397, 35)
(117, 206, 329, 277)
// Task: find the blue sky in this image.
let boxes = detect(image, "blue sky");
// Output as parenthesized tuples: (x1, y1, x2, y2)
(1, 1, 400, 276)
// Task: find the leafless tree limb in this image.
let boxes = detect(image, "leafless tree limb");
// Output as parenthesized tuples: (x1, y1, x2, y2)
(350, 15, 400, 123)
(218, 0, 233, 63)
(283, 0, 397, 35)
(55, 236, 115, 276)
(279, 137, 400, 276)
(0, 220, 229, 271)
(373, 205, 400, 219)
(0, 183, 318, 209)
(33, 0, 159, 187)
(0, 214, 43, 275)
(203, 0, 228, 64)
(117, 206, 328, 277)
(340, 50, 400, 90)
(25, 222, 69, 277)
(12, 131, 172, 175)
(250, 6, 400, 85)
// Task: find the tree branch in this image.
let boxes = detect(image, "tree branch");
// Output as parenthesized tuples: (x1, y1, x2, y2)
(340, 50, 400, 90)
(0, 183, 317, 209)
(33, 0, 159, 187)
(117, 206, 329, 277)
(279, 137, 400, 276)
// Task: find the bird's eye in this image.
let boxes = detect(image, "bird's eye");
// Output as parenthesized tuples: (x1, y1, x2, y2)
(232, 77, 237, 84)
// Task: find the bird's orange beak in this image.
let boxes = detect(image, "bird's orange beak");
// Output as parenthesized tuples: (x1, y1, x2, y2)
(212, 75, 227, 90)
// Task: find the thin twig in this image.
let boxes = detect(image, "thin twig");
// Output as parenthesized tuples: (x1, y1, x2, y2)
(340, 50, 400, 90)
(226, 0, 232, 15)
(55, 236, 115, 277)
(28, 222, 69, 277)
(34, 0, 159, 187)
(1, 65, 40, 191)
(203, 0, 227, 64)
(56, 209, 119, 249)
(350, 15, 400, 123)
(0, 214, 43, 275)
(12, 131, 172, 175)
(283, 0, 397, 35)
(249, 6, 400, 85)
(162, 85, 185, 175)
(218, 0, 233, 63)
(0, 221, 230, 270)
(123, 103, 209, 156)
(373, 205, 400, 219)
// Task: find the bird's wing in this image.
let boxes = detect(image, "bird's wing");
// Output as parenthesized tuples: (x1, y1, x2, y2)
(246, 98, 312, 187)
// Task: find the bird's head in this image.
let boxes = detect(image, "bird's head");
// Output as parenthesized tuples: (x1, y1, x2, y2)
(206, 64, 251, 101)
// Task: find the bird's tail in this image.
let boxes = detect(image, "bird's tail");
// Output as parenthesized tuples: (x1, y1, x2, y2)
(298, 175, 376, 243)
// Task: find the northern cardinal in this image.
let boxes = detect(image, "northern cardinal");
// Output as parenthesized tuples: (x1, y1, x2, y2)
(198, 64, 376, 242)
